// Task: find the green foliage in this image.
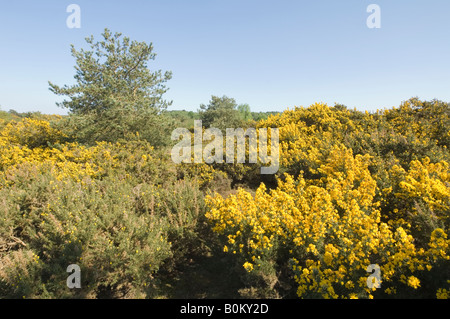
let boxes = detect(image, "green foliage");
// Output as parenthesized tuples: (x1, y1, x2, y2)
(0, 111, 21, 124)
(48, 28, 173, 146)
(4, 33, 450, 300)
(0, 166, 172, 298)
(206, 98, 450, 299)
(199, 95, 243, 131)
(166, 110, 200, 131)
(250, 111, 280, 122)
(237, 104, 252, 121)
(0, 125, 211, 298)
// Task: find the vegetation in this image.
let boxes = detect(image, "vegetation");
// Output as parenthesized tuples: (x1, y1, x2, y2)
(0, 30, 448, 299)
(199, 95, 243, 132)
(48, 29, 174, 146)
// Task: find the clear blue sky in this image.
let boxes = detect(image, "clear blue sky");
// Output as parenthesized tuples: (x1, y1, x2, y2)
(1, 0, 449, 114)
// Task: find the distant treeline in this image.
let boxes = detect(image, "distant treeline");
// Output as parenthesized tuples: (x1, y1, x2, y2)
(165, 109, 280, 125)
(1, 107, 280, 128)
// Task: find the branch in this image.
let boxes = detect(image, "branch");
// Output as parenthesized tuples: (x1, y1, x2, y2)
(123, 53, 145, 81)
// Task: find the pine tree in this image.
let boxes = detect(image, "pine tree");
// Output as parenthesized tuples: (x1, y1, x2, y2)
(49, 28, 173, 145)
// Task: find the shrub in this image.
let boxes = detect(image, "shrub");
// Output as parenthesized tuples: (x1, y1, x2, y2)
(0, 165, 172, 298)
(205, 145, 450, 299)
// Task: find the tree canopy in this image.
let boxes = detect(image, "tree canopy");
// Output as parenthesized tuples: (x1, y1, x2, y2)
(199, 95, 243, 131)
(49, 28, 173, 145)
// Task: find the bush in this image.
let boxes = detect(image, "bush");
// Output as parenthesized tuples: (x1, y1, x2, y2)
(0, 118, 210, 298)
(205, 147, 450, 299)
(0, 165, 172, 298)
(206, 100, 450, 299)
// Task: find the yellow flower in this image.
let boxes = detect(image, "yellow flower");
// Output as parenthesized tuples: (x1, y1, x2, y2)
(203, 104, 450, 299)
(407, 276, 421, 289)
(436, 288, 449, 299)
(243, 262, 254, 272)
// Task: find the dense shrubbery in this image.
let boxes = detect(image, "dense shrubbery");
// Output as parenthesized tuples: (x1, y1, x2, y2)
(206, 99, 450, 299)
(5, 28, 448, 299)
(0, 118, 210, 298)
(0, 97, 448, 299)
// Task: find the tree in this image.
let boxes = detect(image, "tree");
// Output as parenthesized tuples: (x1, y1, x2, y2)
(237, 103, 252, 121)
(199, 95, 242, 131)
(48, 28, 173, 145)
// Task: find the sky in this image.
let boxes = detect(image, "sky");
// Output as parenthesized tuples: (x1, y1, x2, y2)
(0, 0, 449, 115)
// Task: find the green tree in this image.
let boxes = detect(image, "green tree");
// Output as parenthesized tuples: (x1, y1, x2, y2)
(48, 28, 173, 145)
(199, 95, 242, 131)
(237, 103, 252, 121)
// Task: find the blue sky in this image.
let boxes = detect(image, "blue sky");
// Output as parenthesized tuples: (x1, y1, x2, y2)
(0, 0, 449, 114)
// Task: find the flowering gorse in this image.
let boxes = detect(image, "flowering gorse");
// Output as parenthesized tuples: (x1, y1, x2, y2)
(206, 101, 450, 299)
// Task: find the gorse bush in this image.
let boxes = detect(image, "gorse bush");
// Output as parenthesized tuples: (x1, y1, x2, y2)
(0, 167, 172, 298)
(205, 146, 450, 298)
(206, 99, 450, 299)
(0, 118, 208, 298)
(17, 27, 447, 299)
(0, 97, 449, 299)
(0, 118, 66, 149)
